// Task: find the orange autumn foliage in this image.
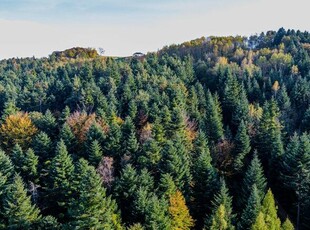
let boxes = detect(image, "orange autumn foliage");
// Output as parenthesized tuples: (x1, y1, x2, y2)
(0, 112, 37, 150)
(67, 112, 96, 142)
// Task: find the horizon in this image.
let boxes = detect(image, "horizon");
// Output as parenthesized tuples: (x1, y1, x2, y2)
(1, 0, 309, 59)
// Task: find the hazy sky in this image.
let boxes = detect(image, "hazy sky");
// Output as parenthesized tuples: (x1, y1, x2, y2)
(0, 0, 309, 59)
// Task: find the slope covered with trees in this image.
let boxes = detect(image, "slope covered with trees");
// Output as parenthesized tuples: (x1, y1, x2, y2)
(0, 28, 309, 229)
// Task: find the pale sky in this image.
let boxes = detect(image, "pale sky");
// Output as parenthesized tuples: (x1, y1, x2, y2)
(0, 0, 309, 59)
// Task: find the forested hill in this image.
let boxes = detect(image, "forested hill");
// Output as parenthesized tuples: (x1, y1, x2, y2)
(0, 28, 309, 229)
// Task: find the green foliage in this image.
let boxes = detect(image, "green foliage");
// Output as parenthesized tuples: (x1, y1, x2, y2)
(239, 153, 267, 209)
(233, 120, 251, 172)
(2, 174, 41, 229)
(0, 29, 308, 229)
(67, 159, 122, 229)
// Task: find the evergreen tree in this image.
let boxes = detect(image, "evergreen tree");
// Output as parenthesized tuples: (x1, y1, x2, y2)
(255, 189, 281, 230)
(257, 100, 284, 175)
(0, 150, 14, 181)
(239, 153, 267, 209)
(206, 179, 234, 229)
(252, 212, 268, 230)
(22, 148, 38, 182)
(67, 159, 122, 229)
(210, 204, 229, 230)
(280, 133, 310, 229)
(88, 140, 103, 166)
(233, 120, 251, 172)
(192, 131, 218, 228)
(238, 184, 261, 230)
(205, 90, 224, 143)
(2, 174, 41, 229)
(168, 190, 194, 230)
(11, 144, 23, 171)
(281, 218, 294, 230)
(161, 137, 191, 192)
(46, 139, 74, 219)
(32, 131, 53, 163)
(59, 123, 76, 153)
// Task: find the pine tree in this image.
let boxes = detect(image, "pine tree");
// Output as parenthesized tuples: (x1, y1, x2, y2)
(257, 100, 284, 175)
(47, 139, 74, 219)
(88, 140, 103, 166)
(134, 188, 171, 230)
(22, 148, 39, 182)
(239, 153, 267, 209)
(161, 137, 191, 192)
(205, 90, 224, 143)
(192, 131, 218, 228)
(11, 144, 24, 171)
(206, 179, 234, 229)
(0, 150, 14, 181)
(59, 123, 76, 153)
(238, 184, 261, 230)
(233, 120, 251, 172)
(168, 190, 194, 230)
(32, 131, 53, 163)
(210, 204, 229, 230)
(67, 159, 122, 229)
(158, 173, 177, 198)
(138, 139, 161, 171)
(280, 133, 310, 229)
(281, 218, 294, 230)
(121, 117, 139, 159)
(231, 85, 250, 132)
(258, 189, 281, 230)
(2, 174, 41, 229)
(252, 212, 268, 230)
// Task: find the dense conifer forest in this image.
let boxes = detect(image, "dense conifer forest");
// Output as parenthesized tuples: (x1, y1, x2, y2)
(0, 28, 309, 229)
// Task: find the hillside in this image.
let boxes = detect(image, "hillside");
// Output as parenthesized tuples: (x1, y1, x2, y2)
(0, 28, 308, 229)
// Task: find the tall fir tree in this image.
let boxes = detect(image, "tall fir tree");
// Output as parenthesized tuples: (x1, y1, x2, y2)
(233, 120, 251, 173)
(238, 184, 261, 230)
(205, 90, 224, 143)
(46, 139, 74, 220)
(2, 174, 41, 229)
(67, 159, 122, 229)
(239, 153, 267, 209)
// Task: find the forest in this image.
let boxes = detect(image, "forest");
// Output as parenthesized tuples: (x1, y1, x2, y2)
(0, 27, 309, 229)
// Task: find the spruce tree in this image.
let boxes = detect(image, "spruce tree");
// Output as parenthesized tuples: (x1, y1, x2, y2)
(46, 139, 74, 219)
(238, 184, 261, 230)
(239, 153, 267, 209)
(233, 120, 251, 173)
(67, 159, 122, 229)
(192, 131, 218, 228)
(281, 218, 294, 230)
(88, 139, 103, 166)
(11, 144, 23, 172)
(210, 204, 229, 230)
(205, 90, 224, 143)
(161, 137, 191, 193)
(32, 131, 53, 163)
(257, 100, 284, 175)
(0, 150, 14, 181)
(2, 174, 41, 229)
(59, 123, 76, 153)
(206, 179, 234, 230)
(252, 212, 268, 230)
(22, 148, 39, 182)
(280, 133, 310, 229)
(257, 189, 281, 230)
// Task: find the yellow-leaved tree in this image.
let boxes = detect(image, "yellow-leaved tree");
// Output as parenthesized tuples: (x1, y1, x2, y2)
(0, 112, 37, 150)
(169, 190, 194, 230)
